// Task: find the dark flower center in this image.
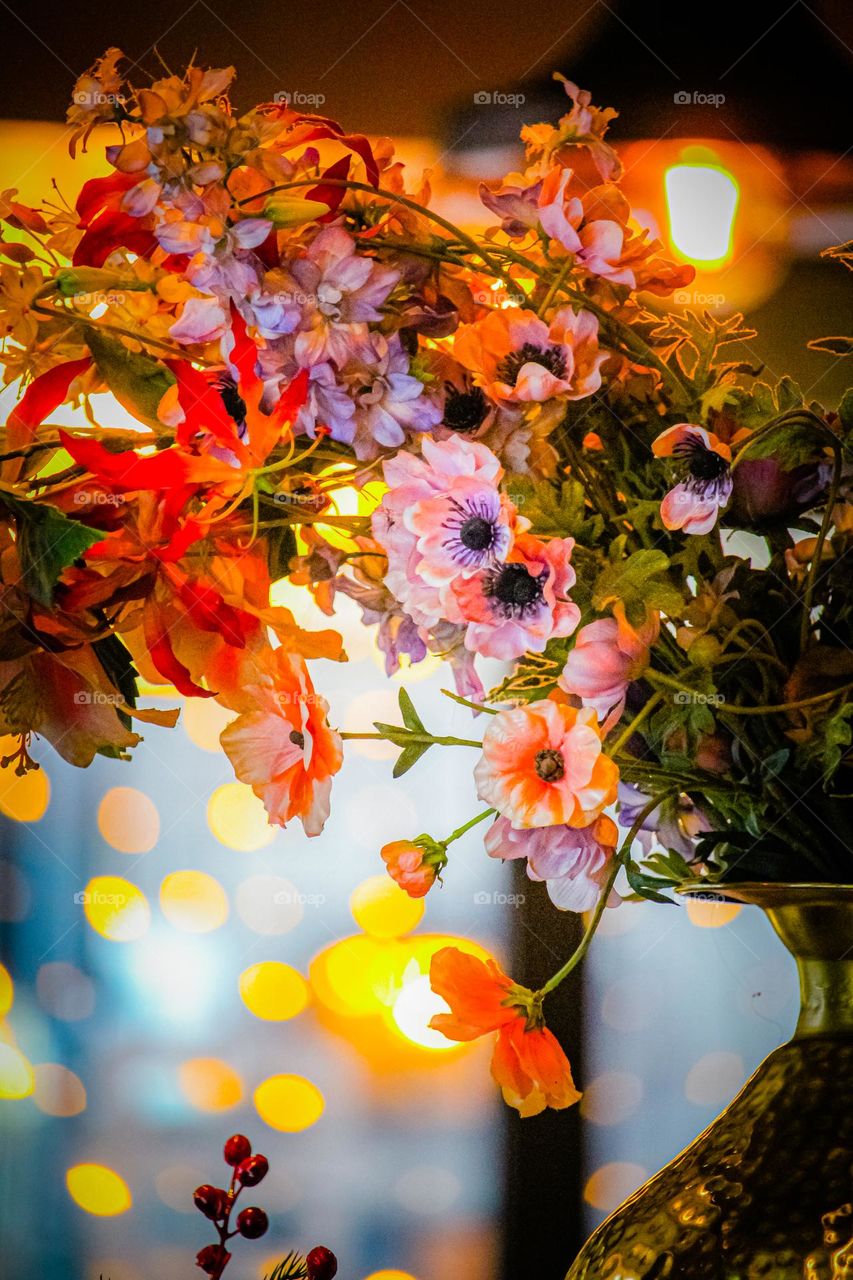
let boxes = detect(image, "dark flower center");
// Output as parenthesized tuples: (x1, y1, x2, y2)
(688, 447, 729, 482)
(459, 516, 495, 551)
(289, 730, 305, 750)
(444, 384, 489, 433)
(535, 748, 565, 782)
(216, 375, 247, 425)
(491, 563, 543, 609)
(496, 342, 567, 387)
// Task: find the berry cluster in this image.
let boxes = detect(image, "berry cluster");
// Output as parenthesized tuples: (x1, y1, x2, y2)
(193, 1134, 337, 1280)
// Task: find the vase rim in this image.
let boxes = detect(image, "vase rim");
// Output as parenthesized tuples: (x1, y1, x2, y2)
(676, 880, 853, 907)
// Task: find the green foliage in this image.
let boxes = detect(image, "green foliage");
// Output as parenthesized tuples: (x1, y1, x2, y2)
(592, 547, 683, 626)
(0, 491, 102, 606)
(264, 1252, 309, 1280)
(86, 328, 176, 429)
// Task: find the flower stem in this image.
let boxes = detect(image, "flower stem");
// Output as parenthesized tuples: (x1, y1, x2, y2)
(340, 731, 483, 748)
(647, 669, 853, 716)
(608, 691, 663, 757)
(444, 808, 495, 845)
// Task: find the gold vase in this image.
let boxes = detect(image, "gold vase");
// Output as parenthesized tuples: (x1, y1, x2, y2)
(566, 883, 853, 1278)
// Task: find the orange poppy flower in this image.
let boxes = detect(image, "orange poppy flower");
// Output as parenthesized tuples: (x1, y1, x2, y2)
(429, 946, 580, 1116)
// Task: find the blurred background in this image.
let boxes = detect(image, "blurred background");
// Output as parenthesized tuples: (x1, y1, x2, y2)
(0, 2, 851, 1277)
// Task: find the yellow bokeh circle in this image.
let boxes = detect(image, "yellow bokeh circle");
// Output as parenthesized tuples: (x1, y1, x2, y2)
(363, 1272, 419, 1280)
(82, 876, 151, 942)
(178, 1058, 243, 1112)
(66, 1164, 132, 1216)
(0, 963, 13, 1017)
(0, 756, 50, 822)
(97, 786, 160, 854)
(239, 962, 309, 1021)
(0, 1043, 34, 1098)
(160, 871, 228, 934)
(207, 783, 276, 852)
(254, 1073, 324, 1132)
(350, 875, 424, 939)
(182, 697, 233, 752)
(685, 899, 743, 928)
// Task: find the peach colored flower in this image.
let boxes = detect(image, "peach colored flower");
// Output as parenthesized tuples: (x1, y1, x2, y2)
(215, 646, 342, 836)
(559, 608, 658, 729)
(429, 946, 580, 1116)
(380, 838, 445, 898)
(474, 699, 619, 829)
(452, 306, 605, 405)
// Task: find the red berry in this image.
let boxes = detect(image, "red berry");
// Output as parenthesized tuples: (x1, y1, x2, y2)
(236, 1206, 269, 1239)
(193, 1185, 227, 1220)
(306, 1246, 338, 1280)
(223, 1134, 252, 1166)
(235, 1154, 268, 1186)
(195, 1244, 230, 1275)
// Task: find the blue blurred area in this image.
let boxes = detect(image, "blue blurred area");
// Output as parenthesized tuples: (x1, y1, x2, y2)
(0, 599, 508, 1280)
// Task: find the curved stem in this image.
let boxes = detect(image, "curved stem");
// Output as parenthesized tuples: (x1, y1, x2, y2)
(647, 668, 853, 716)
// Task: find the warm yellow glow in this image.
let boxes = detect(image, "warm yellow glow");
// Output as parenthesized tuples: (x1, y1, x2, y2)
(33, 1063, 87, 1117)
(0, 1043, 34, 1098)
(0, 963, 13, 1017)
(314, 467, 386, 551)
(66, 1164, 132, 1216)
(350, 875, 425, 939)
(207, 783, 276, 851)
(83, 876, 151, 942)
(182, 697, 234, 751)
(239, 961, 309, 1021)
(254, 1073, 324, 1132)
(0, 752, 50, 822)
(363, 1272, 419, 1280)
(178, 1057, 243, 1112)
(97, 786, 160, 854)
(391, 971, 455, 1051)
(160, 870, 229, 934)
(665, 162, 739, 268)
(310, 934, 398, 1017)
(685, 898, 743, 928)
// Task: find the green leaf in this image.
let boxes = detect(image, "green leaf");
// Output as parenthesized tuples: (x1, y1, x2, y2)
(0, 491, 102, 605)
(392, 741, 432, 777)
(505, 475, 587, 537)
(86, 328, 176, 429)
(593, 548, 683, 625)
(398, 687, 426, 733)
(265, 524, 297, 581)
(372, 721, 414, 747)
(624, 858, 675, 903)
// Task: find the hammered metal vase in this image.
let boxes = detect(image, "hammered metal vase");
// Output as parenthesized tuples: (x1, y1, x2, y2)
(567, 883, 853, 1279)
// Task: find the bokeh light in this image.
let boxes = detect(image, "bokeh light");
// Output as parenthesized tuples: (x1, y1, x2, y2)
(0, 859, 32, 921)
(0, 755, 50, 822)
(584, 1162, 648, 1213)
(36, 962, 96, 1021)
(0, 962, 13, 1016)
(33, 1063, 87, 1117)
(685, 1051, 746, 1105)
(685, 899, 743, 928)
(66, 1164, 132, 1216)
(254, 1073, 325, 1132)
(178, 1058, 243, 1112)
(363, 1272, 419, 1280)
(580, 1071, 644, 1126)
(82, 876, 151, 942)
(97, 786, 160, 854)
(239, 961, 310, 1021)
(391, 972, 455, 1051)
(159, 870, 229, 934)
(207, 783, 276, 851)
(0, 1042, 34, 1098)
(350, 875, 424, 939)
(182, 697, 233, 752)
(235, 874, 304, 935)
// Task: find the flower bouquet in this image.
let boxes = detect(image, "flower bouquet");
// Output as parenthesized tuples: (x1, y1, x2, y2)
(1, 50, 852, 1130)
